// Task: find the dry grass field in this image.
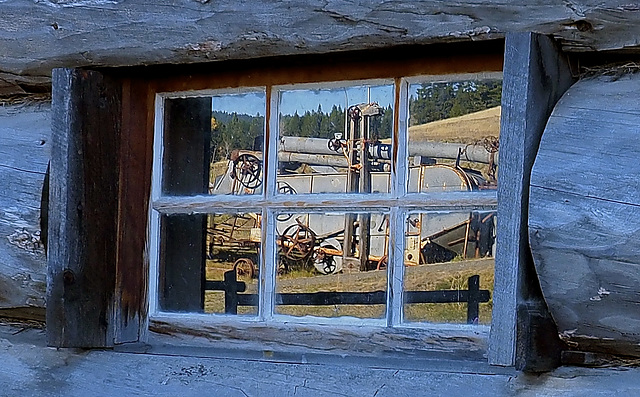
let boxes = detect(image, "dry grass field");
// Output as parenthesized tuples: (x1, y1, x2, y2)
(409, 106, 501, 144)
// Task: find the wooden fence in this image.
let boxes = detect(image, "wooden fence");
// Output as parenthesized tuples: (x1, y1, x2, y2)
(206, 270, 489, 324)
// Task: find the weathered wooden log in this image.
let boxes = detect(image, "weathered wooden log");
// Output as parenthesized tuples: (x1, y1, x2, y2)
(0, 104, 49, 312)
(529, 73, 640, 357)
(2, 1, 640, 97)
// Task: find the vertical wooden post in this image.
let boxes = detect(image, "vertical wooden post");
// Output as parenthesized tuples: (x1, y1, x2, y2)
(223, 269, 239, 315)
(467, 275, 480, 324)
(48, 68, 122, 347)
(158, 97, 211, 312)
(489, 33, 574, 369)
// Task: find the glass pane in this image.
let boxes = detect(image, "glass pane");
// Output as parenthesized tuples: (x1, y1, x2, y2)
(163, 91, 266, 196)
(275, 211, 388, 319)
(407, 77, 502, 193)
(158, 212, 260, 316)
(277, 83, 394, 195)
(403, 211, 496, 324)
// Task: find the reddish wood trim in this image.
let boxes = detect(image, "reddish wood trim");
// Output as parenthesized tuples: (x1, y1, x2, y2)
(138, 44, 504, 93)
(114, 78, 154, 343)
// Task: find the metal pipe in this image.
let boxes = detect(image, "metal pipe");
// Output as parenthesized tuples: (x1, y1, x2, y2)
(280, 136, 497, 164)
(409, 141, 498, 165)
(277, 152, 348, 167)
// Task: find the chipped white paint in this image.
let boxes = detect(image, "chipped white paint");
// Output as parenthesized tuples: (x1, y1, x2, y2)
(148, 75, 497, 356)
(590, 287, 611, 302)
(6, 229, 43, 255)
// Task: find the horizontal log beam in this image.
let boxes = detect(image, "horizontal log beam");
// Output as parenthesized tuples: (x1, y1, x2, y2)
(0, 104, 49, 311)
(1, 1, 640, 96)
(530, 73, 640, 358)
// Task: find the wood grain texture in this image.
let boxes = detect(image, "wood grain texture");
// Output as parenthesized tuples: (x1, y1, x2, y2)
(47, 68, 121, 347)
(0, 104, 49, 310)
(529, 73, 640, 357)
(1, 1, 640, 96)
(113, 79, 153, 344)
(148, 317, 489, 362)
(8, 322, 640, 397)
(489, 33, 574, 367)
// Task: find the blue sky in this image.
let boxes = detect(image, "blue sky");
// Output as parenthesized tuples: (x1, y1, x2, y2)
(211, 84, 395, 116)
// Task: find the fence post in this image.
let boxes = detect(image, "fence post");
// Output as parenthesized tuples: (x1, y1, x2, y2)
(467, 275, 480, 324)
(223, 269, 239, 314)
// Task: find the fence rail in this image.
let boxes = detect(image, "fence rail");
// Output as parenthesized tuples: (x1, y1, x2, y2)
(206, 270, 489, 324)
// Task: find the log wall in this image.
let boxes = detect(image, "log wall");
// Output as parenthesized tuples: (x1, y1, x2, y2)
(2, 0, 640, 361)
(529, 73, 640, 357)
(0, 103, 49, 314)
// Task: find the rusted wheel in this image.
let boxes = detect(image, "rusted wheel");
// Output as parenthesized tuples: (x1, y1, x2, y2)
(233, 153, 262, 189)
(276, 182, 296, 222)
(313, 239, 343, 275)
(348, 105, 362, 121)
(279, 223, 316, 263)
(233, 258, 256, 279)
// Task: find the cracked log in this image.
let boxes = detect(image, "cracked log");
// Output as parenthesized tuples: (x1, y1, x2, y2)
(529, 73, 640, 357)
(2, 1, 640, 96)
(0, 103, 50, 314)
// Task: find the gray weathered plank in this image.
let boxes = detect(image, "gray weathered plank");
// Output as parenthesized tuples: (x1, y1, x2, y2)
(148, 316, 489, 362)
(7, 321, 640, 397)
(529, 73, 640, 357)
(489, 33, 574, 368)
(0, 104, 49, 311)
(1, 1, 640, 97)
(47, 68, 121, 347)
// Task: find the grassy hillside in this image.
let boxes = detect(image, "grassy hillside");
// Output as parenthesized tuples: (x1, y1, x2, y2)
(409, 106, 500, 144)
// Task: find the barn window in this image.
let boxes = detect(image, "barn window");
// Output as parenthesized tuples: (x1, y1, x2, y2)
(50, 36, 574, 369)
(149, 73, 502, 329)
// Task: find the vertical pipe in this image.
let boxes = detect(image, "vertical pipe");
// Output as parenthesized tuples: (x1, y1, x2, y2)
(343, 112, 358, 262)
(359, 114, 371, 271)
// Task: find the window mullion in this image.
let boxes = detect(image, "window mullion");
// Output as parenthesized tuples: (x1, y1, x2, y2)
(387, 207, 405, 326)
(149, 94, 166, 316)
(392, 78, 409, 199)
(265, 86, 278, 199)
(260, 86, 279, 320)
(387, 78, 409, 326)
(260, 209, 276, 320)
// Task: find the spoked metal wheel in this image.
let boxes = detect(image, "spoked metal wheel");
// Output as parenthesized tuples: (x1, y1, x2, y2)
(279, 223, 316, 270)
(276, 182, 296, 222)
(233, 258, 256, 279)
(233, 153, 262, 189)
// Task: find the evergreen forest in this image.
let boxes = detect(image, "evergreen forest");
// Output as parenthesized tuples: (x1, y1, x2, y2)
(210, 79, 502, 162)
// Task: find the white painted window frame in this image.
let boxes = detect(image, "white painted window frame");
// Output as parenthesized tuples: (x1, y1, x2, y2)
(148, 75, 499, 347)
